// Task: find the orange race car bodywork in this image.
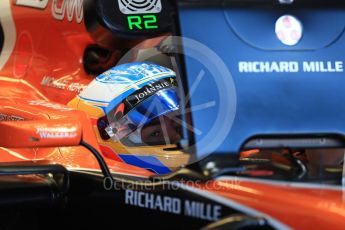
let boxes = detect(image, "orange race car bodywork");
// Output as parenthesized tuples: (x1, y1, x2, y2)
(1, 1, 345, 229)
(0, 0, 153, 177)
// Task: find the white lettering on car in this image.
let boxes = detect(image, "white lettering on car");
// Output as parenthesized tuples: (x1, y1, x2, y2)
(36, 127, 78, 139)
(15, 0, 49, 9)
(52, 0, 83, 23)
(41, 76, 87, 93)
(0, 114, 24, 121)
(239, 61, 344, 73)
(125, 190, 222, 221)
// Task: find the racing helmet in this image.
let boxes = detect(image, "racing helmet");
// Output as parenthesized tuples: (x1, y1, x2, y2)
(69, 62, 190, 174)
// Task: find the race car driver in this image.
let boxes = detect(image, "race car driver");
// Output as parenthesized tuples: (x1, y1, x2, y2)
(68, 62, 190, 174)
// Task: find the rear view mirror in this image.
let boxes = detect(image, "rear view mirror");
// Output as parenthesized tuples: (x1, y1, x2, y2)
(0, 119, 82, 148)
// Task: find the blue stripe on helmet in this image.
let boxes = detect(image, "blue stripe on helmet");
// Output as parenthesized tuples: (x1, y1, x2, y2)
(118, 154, 172, 174)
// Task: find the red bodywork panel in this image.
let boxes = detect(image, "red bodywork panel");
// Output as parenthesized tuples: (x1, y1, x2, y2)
(0, 1, 345, 229)
(0, 0, 152, 177)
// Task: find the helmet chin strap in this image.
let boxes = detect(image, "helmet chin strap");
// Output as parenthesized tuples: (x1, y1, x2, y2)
(127, 126, 143, 144)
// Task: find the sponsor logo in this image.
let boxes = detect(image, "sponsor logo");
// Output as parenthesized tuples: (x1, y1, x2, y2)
(15, 0, 49, 9)
(238, 61, 344, 73)
(36, 127, 77, 139)
(29, 100, 74, 111)
(41, 76, 87, 93)
(118, 0, 162, 15)
(275, 15, 303, 46)
(134, 81, 170, 101)
(52, 0, 83, 23)
(0, 113, 24, 121)
(125, 190, 222, 221)
(127, 77, 176, 106)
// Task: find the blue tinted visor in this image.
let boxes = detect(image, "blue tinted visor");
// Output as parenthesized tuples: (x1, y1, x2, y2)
(106, 87, 180, 141)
